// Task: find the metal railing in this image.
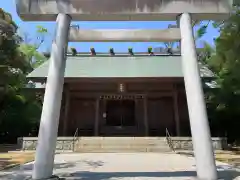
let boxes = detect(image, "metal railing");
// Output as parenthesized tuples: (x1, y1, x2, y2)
(72, 128, 79, 151)
(166, 128, 175, 152)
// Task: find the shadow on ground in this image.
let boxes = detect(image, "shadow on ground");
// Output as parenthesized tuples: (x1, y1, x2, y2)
(18, 159, 104, 171)
(1, 170, 240, 180)
(0, 158, 14, 169)
(217, 168, 240, 180)
(0, 160, 239, 180)
(58, 170, 240, 180)
(0, 160, 104, 179)
(59, 171, 197, 179)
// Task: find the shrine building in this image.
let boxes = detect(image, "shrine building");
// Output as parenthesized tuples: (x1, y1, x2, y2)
(27, 50, 213, 137)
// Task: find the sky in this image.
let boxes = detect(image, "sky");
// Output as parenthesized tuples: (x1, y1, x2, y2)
(1, 0, 220, 53)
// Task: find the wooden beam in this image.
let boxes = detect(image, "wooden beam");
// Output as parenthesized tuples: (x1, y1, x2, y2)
(64, 77, 183, 83)
(69, 91, 173, 98)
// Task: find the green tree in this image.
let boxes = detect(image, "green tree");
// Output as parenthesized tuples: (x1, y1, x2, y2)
(163, 21, 211, 52)
(19, 25, 49, 69)
(0, 8, 26, 100)
(0, 9, 46, 143)
(201, 5, 240, 144)
(165, 14, 240, 144)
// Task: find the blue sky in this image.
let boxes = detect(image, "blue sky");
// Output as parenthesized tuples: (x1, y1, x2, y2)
(1, 0, 220, 52)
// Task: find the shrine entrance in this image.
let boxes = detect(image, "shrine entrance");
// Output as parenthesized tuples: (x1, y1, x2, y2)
(106, 100, 135, 127)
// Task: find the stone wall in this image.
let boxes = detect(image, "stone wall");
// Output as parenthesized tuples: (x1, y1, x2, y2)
(171, 137, 228, 150)
(18, 137, 227, 151)
(18, 137, 75, 152)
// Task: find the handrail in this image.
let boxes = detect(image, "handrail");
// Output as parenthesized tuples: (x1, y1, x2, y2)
(72, 128, 79, 151)
(73, 127, 79, 140)
(166, 128, 175, 152)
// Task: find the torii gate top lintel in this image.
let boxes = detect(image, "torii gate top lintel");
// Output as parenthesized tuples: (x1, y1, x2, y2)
(16, 0, 233, 21)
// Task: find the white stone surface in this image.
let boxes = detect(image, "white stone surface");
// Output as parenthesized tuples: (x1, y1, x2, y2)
(179, 13, 217, 179)
(0, 153, 239, 180)
(16, 0, 233, 21)
(69, 28, 181, 42)
(32, 14, 71, 179)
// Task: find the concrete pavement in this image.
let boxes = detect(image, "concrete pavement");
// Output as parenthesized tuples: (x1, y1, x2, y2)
(0, 153, 239, 180)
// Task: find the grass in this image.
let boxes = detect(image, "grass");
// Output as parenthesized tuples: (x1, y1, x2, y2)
(215, 150, 240, 168)
(177, 149, 240, 168)
(0, 152, 35, 170)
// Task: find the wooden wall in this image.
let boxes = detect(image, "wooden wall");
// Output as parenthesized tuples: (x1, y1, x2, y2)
(58, 80, 190, 136)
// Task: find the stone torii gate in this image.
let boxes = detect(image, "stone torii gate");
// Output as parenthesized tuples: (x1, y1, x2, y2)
(15, 0, 233, 179)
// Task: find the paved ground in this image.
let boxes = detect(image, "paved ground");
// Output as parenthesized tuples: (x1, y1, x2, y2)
(0, 153, 239, 180)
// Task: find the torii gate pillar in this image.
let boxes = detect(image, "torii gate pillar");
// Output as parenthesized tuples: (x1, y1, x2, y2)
(179, 13, 217, 180)
(32, 14, 71, 180)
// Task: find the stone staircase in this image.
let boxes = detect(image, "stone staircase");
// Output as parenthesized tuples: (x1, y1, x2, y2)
(74, 137, 171, 153)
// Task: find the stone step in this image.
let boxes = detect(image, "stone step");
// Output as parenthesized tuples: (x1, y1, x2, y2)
(76, 145, 170, 148)
(74, 137, 171, 153)
(75, 148, 171, 153)
(76, 143, 169, 148)
(77, 142, 168, 145)
(74, 146, 171, 152)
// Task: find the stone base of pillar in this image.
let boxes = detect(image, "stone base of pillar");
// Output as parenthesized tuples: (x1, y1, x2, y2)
(28, 175, 61, 180)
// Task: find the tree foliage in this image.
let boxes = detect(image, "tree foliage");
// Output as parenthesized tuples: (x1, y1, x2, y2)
(0, 10, 47, 143)
(19, 25, 48, 69)
(165, 10, 240, 144)
(203, 6, 240, 144)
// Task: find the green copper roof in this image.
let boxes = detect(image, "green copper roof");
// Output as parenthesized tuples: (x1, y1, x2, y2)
(27, 56, 213, 79)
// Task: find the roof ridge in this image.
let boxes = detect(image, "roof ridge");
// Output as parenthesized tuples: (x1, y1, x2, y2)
(66, 54, 181, 57)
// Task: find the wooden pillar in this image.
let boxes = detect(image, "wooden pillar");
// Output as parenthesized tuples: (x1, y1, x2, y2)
(143, 96, 149, 136)
(173, 88, 180, 136)
(135, 98, 139, 134)
(63, 87, 70, 136)
(94, 98, 100, 136)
